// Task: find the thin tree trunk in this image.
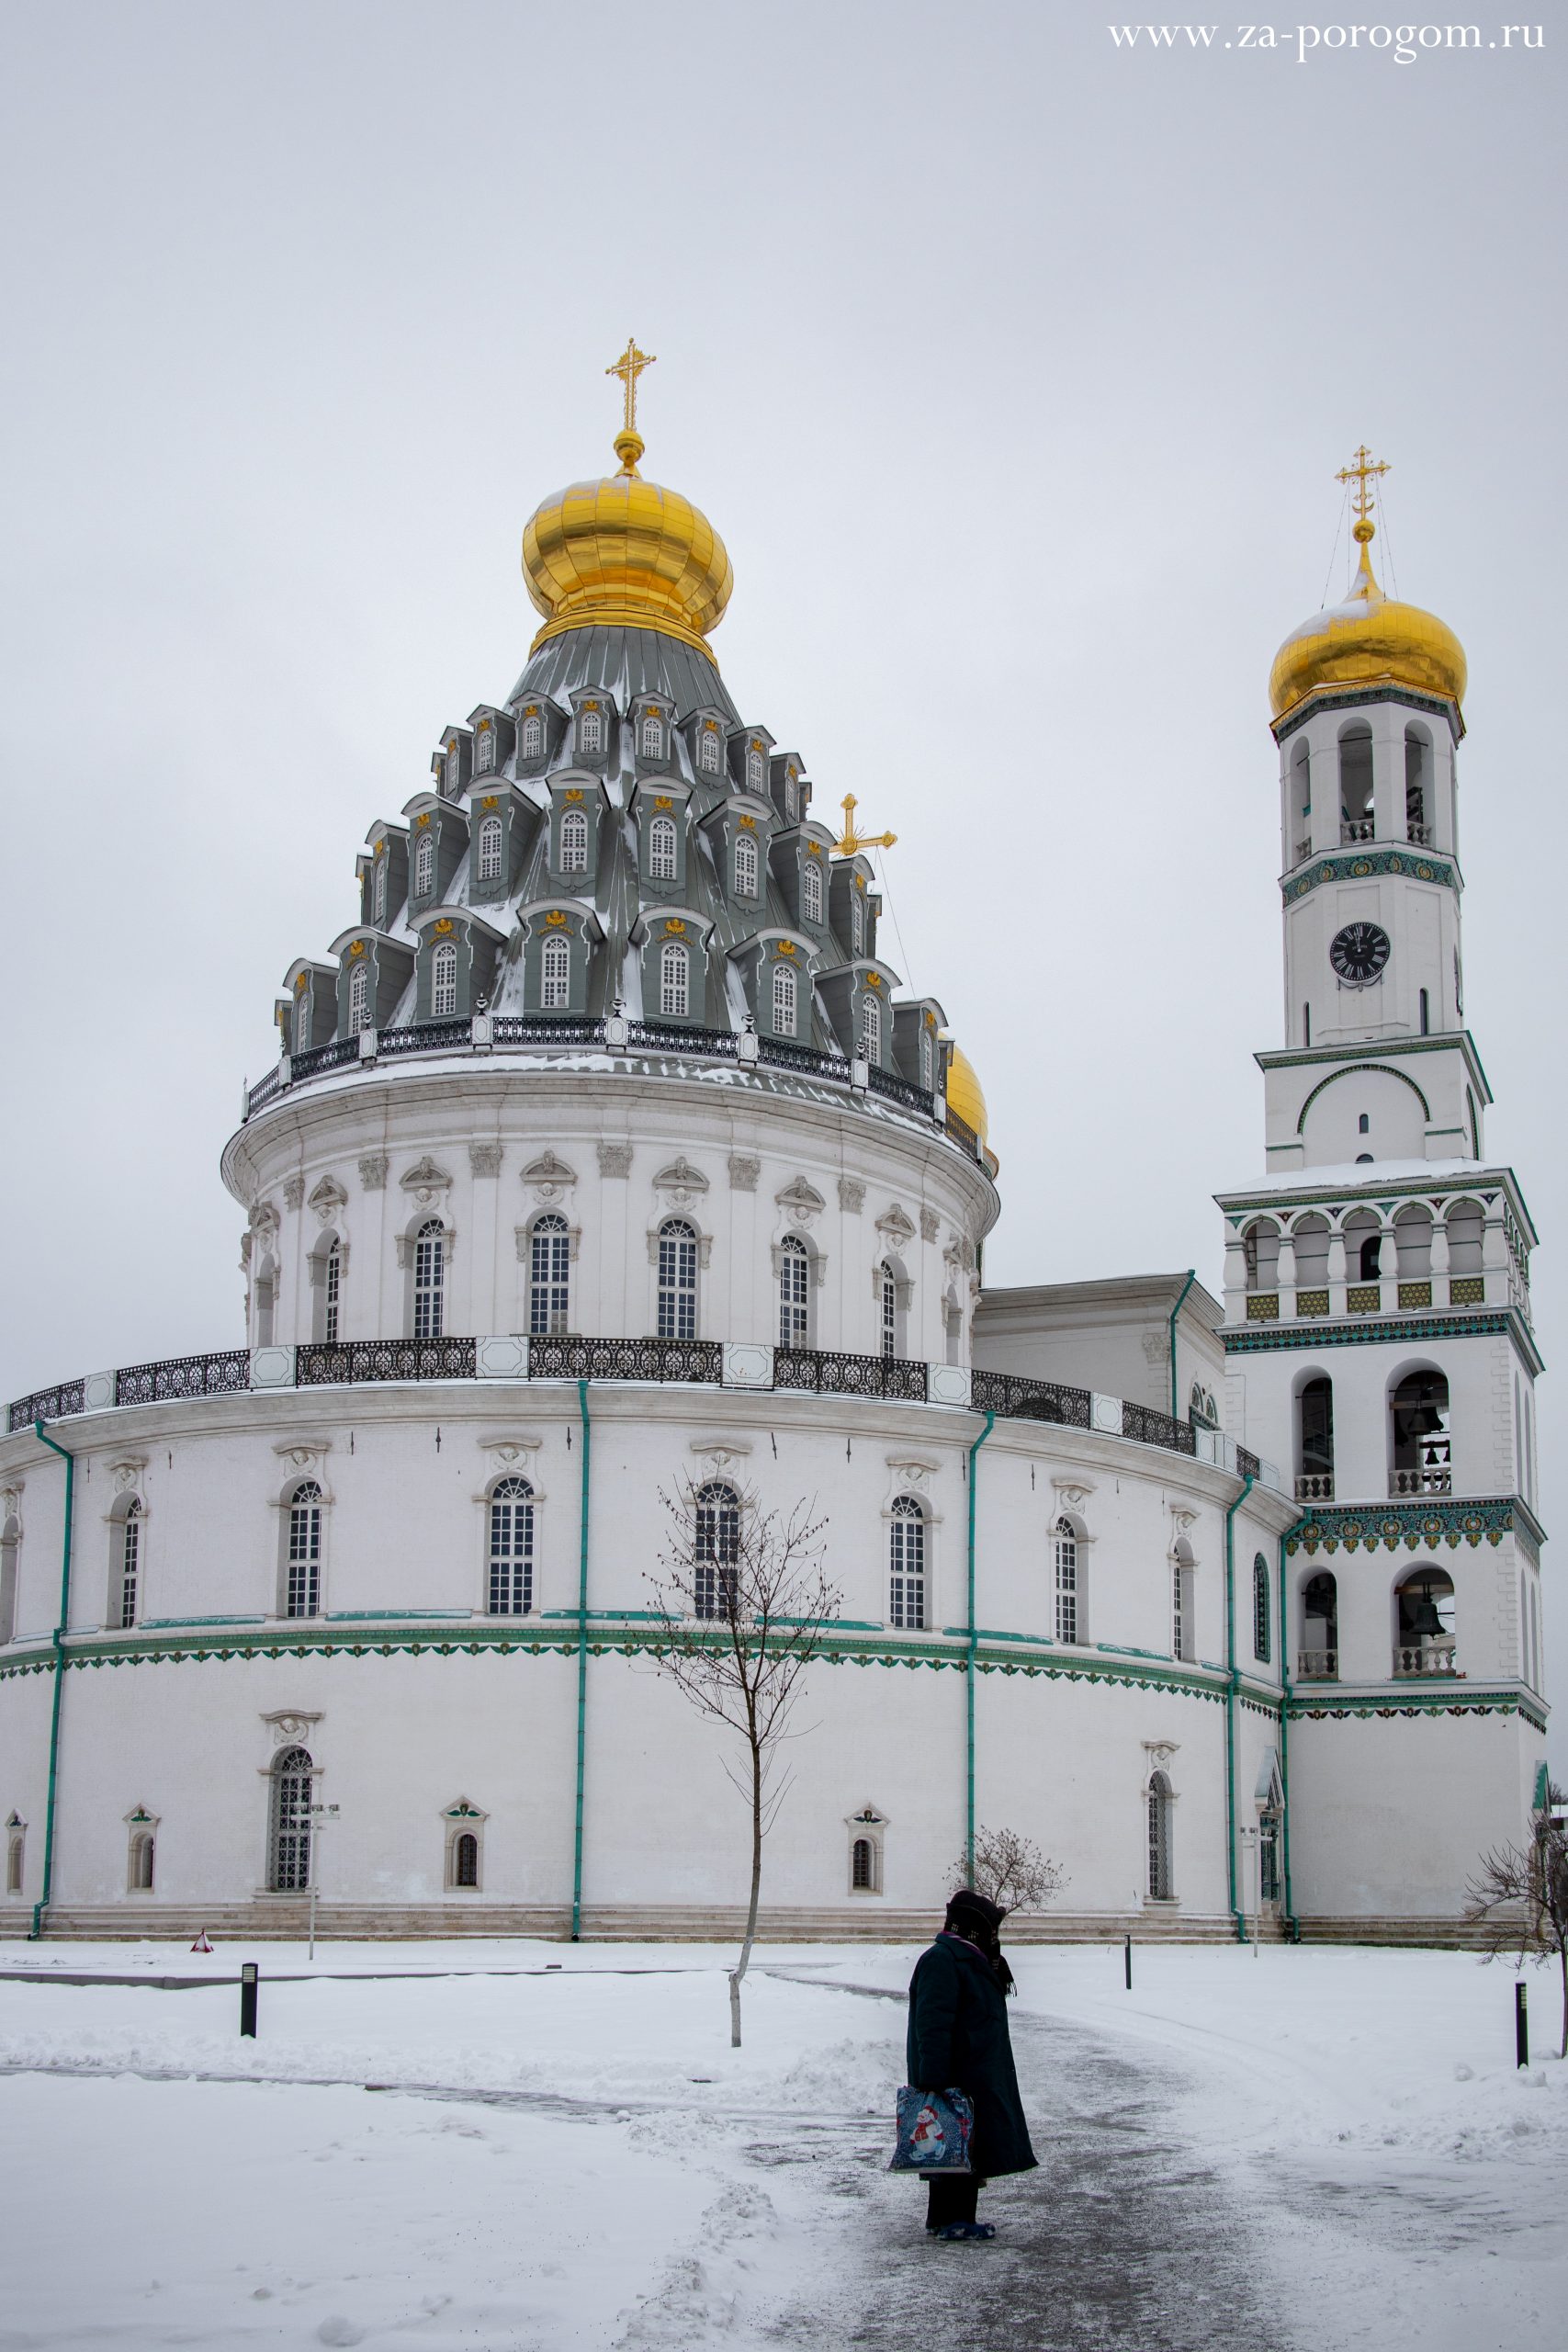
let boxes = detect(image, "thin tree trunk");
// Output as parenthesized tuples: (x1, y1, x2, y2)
(729, 1729, 765, 2048)
(1559, 1939, 1566, 2061)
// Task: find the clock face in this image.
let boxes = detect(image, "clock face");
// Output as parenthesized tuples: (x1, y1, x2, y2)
(1329, 922, 1391, 987)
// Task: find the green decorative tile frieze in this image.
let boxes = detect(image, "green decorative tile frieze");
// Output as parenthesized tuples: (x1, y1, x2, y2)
(1282, 847, 1456, 905)
(1286, 1498, 1525, 1557)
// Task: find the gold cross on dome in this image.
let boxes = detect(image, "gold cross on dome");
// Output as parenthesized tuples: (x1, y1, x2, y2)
(1335, 444, 1391, 526)
(606, 337, 657, 435)
(832, 793, 897, 856)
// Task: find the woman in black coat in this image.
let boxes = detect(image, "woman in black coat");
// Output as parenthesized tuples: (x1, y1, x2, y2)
(907, 1889, 1037, 2239)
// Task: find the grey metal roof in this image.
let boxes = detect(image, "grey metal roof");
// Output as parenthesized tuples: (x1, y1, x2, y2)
(510, 625, 741, 726)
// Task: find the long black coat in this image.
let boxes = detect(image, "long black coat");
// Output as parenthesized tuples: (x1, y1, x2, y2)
(907, 1932, 1038, 2178)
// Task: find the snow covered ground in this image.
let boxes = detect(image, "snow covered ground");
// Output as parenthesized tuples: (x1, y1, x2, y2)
(0, 1937, 1562, 2348)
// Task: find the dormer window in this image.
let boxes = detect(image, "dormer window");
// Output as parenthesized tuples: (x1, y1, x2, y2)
(660, 940, 690, 1018)
(413, 831, 434, 897)
(699, 725, 720, 774)
(432, 940, 458, 1018)
(919, 1027, 933, 1090)
(746, 743, 764, 792)
(851, 891, 863, 953)
(475, 726, 494, 775)
(803, 858, 823, 925)
(862, 990, 881, 1062)
(640, 713, 663, 759)
(542, 933, 570, 1010)
(477, 815, 504, 884)
(295, 991, 312, 1054)
(734, 832, 759, 898)
(446, 746, 461, 793)
(649, 813, 677, 882)
(348, 960, 371, 1033)
(521, 710, 543, 759)
(559, 808, 589, 874)
(373, 854, 388, 923)
(784, 774, 798, 823)
(579, 707, 604, 756)
(773, 959, 796, 1036)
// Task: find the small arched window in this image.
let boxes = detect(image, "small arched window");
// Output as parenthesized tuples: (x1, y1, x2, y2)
(734, 833, 758, 897)
(453, 1830, 479, 1887)
(520, 712, 543, 759)
(1419, 987, 1430, 1036)
(779, 1234, 809, 1345)
(6, 1821, 24, 1895)
(488, 1476, 535, 1615)
(1298, 1374, 1334, 1496)
(413, 1218, 446, 1340)
(446, 746, 461, 794)
(578, 707, 604, 756)
(295, 991, 312, 1055)
(286, 1480, 322, 1617)
(649, 815, 678, 882)
(1445, 1200, 1483, 1274)
(529, 1213, 570, 1336)
(772, 959, 797, 1037)
(475, 726, 494, 775)
(879, 1262, 897, 1362)
(373, 856, 388, 924)
(694, 1481, 739, 1620)
(477, 815, 504, 883)
(1404, 724, 1432, 842)
(431, 941, 458, 1019)
(852, 892, 863, 953)
(659, 941, 690, 1020)
(861, 991, 882, 1063)
(640, 713, 663, 758)
(413, 831, 434, 896)
(888, 1497, 926, 1631)
(747, 746, 764, 791)
(1338, 721, 1373, 837)
(1053, 1517, 1080, 1644)
(0, 1513, 18, 1645)
(129, 1828, 155, 1892)
(658, 1217, 698, 1340)
(348, 960, 371, 1034)
(1172, 1538, 1195, 1662)
(852, 1836, 874, 1891)
(698, 726, 720, 774)
(784, 775, 799, 823)
(1301, 1569, 1338, 1678)
(1253, 1552, 1270, 1663)
(803, 860, 823, 925)
(1147, 1771, 1174, 1899)
(117, 1498, 142, 1630)
(1390, 1369, 1450, 1494)
(268, 1746, 313, 1892)
(322, 1238, 342, 1345)
(919, 1029, 933, 1091)
(559, 808, 589, 873)
(541, 933, 570, 1011)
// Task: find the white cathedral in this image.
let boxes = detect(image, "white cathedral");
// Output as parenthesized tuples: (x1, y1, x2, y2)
(0, 378, 1548, 1943)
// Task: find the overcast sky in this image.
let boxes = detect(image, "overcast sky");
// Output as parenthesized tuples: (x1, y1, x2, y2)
(2, 1, 1562, 1751)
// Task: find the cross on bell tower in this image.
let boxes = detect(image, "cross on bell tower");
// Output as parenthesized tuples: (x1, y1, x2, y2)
(606, 337, 657, 476)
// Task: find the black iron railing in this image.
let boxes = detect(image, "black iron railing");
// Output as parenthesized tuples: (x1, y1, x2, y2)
(380, 1018, 472, 1057)
(525, 1335, 723, 1384)
(970, 1369, 1093, 1428)
(116, 1351, 251, 1408)
(774, 1348, 929, 1402)
(491, 1015, 605, 1048)
(297, 1338, 479, 1385)
(758, 1036, 852, 1083)
(868, 1065, 934, 1115)
(7, 1380, 85, 1434)
(291, 1039, 360, 1081)
(1122, 1401, 1198, 1455)
(626, 1021, 739, 1059)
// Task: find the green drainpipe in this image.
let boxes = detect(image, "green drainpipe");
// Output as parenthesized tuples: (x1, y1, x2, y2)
(1277, 1525, 1304, 1939)
(1224, 1471, 1256, 1944)
(1168, 1269, 1196, 1423)
(29, 1422, 76, 1942)
(965, 1409, 996, 1885)
(570, 1380, 592, 1942)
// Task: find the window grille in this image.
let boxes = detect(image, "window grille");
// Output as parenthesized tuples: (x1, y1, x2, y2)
(1171, 1560, 1186, 1662)
(640, 713, 662, 757)
(560, 808, 588, 872)
(699, 728, 719, 773)
(323, 1240, 341, 1344)
(286, 1480, 322, 1617)
(454, 1830, 479, 1886)
(879, 1266, 897, 1362)
(660, 941, 690, 1019)
(734, 834, 758, 897)
(852, 1837, 874, 1890)
(488, 1476, 535, 1614)
(649, 815, 677, 882)
(118, 1498, 142, 1629)
(348, 961, 371, 1033)
(541, 933, 570, 1010)
(413, 1219, 445, 1340)
(1054, 1518, 1078, 1644)
(862, 992, 881, 1063)
(413, 832, 434, 896)
(694, 1481, 739, 1620)
(1147, 1772, 1173, 1899)
(529, 1213, 570, 1336)
(658, 1218, 698, 1340)
(772, 960, 796, 1036)
(578, 708, 603, 755)
(268, 1746, 313, 1892)
(1253, 1553, 1270, 1663)
(374, 858, 387, 922)
(521, 714, 542, 758)
(888, 1496, 926, 1630)
(477, 815, 504, 882)
(803, 861, 822, 924)
(779, 1235, 809, 1345)
(431, 941, 458, 1018)
(295, 993, 312, 1054)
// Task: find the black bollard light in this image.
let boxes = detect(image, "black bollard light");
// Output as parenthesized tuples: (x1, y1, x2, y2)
(1124, 1933, 1133, 1990)
(240, 1961, 258, 2039)
(1515, 1981, 1529, 2069)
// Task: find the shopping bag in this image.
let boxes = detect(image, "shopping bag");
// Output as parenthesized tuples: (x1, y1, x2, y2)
(889, 2084, 974, 2173)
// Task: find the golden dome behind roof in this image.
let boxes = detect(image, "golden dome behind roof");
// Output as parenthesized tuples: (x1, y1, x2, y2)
(1269, 448, 1465, 723)
(522, 339, 732, 662)
(946, 1046, 988, 1146)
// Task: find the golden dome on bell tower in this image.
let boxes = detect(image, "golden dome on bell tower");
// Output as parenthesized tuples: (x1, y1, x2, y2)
(522, 340, 734, 662)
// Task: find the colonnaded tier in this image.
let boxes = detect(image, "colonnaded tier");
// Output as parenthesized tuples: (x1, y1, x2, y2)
(0, 385, 1544, 1942)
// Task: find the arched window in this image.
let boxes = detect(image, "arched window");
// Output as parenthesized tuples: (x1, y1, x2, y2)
(6, 1821, 24, 1895)
(861, 991, 881, 1063)
(117, 1498, 142, 1630)
(659, 941, 690, 1020)
(694, 1482, 739, 1620)
(1301, 1570, 1338, 1679)
(888, 1496, 926, 1631)
(348, 960, 371, 1034)
(453, 1830, 479, 1887)
(658, 1218, 698, 1340)
(919, 1029, 933, 1091)
(1147, 1771, 1174, 1900)
(431, 941, 458, 1019)
(1344, 1210, 1382, 1283)
(322, 1238, 342, 1345)
(1404, 724, 1432, 842)
(1171, 1538, 1194, 1662)
(1338, 721, 1373, 840)
(521, 712, 543, 759)
(772, 959, 797, 1037)
(373, 856, 388, 923)
(878, 1262, 897, 1362)
(413, 1218, 446, 1340)
(254, 1255, 276, 1349)
(541, 933, 570, 1011)
(1297, 1375, 1334, 1499)
(649, 815, 678, 882)
(698, 726, 720, 774)
(1394, 1565, 1456, 1675)
(0, 1514, 19, 1645)
(129, 1828, 155, 1892)
(578, 707, 603, 755)
(477, 815, 504, 883)
(1243, 1219, 1280, 1292)
(446, 746, 461, 794)
(295, 991, 312, 1055)
(803, 859, 823, 924)
(1393, 1205, 1433, 1283)
(286, 1480, 322, 1617)
(852, 1836, 874, 1890)
(475, 726, 494, 775)
(529, 1213, 570, 1336)
(747, 747, 764, 791)
(413, 831, 434, 896)
(268, 1746, 313, 1892)
(1292, 740, 1311, 859)
(559, 808, 589, 873)
(1253, 1553, 1270, 1663)
(1419, 987, 1430, 1035)
(1390, 1369, 1450, 1494)
(784, 775, 799, 823)
(640, 713, 663, 758)
(778, 1234, 809, 1345)
(1053, 1517, 1080, 1644)
(488, 1476, 535, 1615)
(1445, 1200, 1483, 1275)
(734, 833, 758, 897)
(852, 892, 863, 953)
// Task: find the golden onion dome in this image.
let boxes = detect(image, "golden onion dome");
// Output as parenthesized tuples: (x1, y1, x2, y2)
(1269, 519, 1466, 723)
(946, 1046, 988, 1144)
(522, 424, 733, 663)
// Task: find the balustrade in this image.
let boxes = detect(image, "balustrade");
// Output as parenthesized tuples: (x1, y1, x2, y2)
(1294, 1473, 1335, 1502)
(1391, 1465, 1452, 1497)
(1296, 1648, 1338, 1680)
(1393, 1641, 1458, 1677)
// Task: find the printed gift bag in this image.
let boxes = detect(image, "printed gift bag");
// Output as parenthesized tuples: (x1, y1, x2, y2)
(889, 2084, 975, 2174)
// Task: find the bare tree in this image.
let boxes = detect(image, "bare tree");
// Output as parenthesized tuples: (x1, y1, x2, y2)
(1463, 1781, 1568, 2059)
(951, 1824, 1066, 1916)
(648, 1479, 838, 2047)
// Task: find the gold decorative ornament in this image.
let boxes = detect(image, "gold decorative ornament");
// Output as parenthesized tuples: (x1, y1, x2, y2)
(296, 973, 308, 991)
(855, 873, 866, 892)
(348, 940, 366, 958)
(1269, 445, 1466, 722)
(584, 700, 599, 712)
(478, 718, 491, 733)
(704, 719, 719, 733)
(545, 910, 570, 929)
(739, 813, 757, 830)
(776, 940, 796, 957)
(665, 918, 687, 934)
(434, 918, 455, 934)
(833, 793, 897, 856)
(524, 704, 538, 718)
(924, 1010, 936, 1029)
(654, 795, 673, 810)
(416, 810, 432, 827)
(807, 842, 822, 859)
(564, 787, 584, 803)
(865, 970, 883, 989)
(481, 795, 499, 810)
